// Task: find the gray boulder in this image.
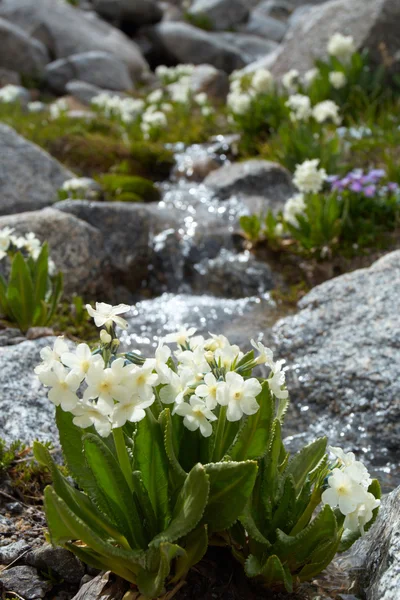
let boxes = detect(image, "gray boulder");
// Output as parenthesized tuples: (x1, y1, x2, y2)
(93, 0, 162, 25)
(0, 67, 21, 86)
(190, 64, 229, 100)
(254, 1, 292, 20)
(214, 32, 279, 63)
(349, 484, 400, 599)
(45, 51, 134, 94)
(0, 208, 105, 296)
(204, 159, 295, 203)
(0, 0, 149, 80)
(153, 22, 246, 73)
(26, 545, 85, 585)
(187, 0, 249, 31)
(0, 337, 58, 445)
(0, 124, 74, 215)
(270, 0, 400, 77)
(0, 17, 49, 77)
(0, 565, 52, 600)
(241, 13, 287, 42)
(274, 250, 400, 481)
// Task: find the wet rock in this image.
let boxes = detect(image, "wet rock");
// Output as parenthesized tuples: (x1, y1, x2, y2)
(0, 67, 21, 86)
(0, 565, 52, 599)
(348, 484, 400, 599)
(190, 64, 229, 100)
(0, 17, 49, 78)
(254, 1, 292, 20)
(45, 51, 134, 94)
(0, 125, 74, 215)
(240, 13, 287, 42)
(0, 540, 31, 564)
(187, 0, 249, 31)
(93, 0, 162, 26)
(204, 159, 295, 204)
(0, 0, 149, 80)
(270, 0, 400, 77)
(0, 337, 59, 444)
(153, 22, 246, 73)
(0, 208, 105, 296)
(214, 32, 279, 63)
(26, 544, 85, 585)
(274, 250, 400, 483)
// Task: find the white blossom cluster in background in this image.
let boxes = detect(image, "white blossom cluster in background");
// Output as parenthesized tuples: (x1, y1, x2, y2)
(327, 33, 356, 64)
(0, 84, 25, 103)
(35, 302, 289, 439)
(0, 226, 55, 272)
(286, 94, 342, 125)
(50, 98, 68, 119)
(91, 93, 145, 124)
(322, 446, 380, 533)
(227, 68, 274, 115)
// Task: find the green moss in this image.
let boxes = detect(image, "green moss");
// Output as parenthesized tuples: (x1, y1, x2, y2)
(184, 11, 214, 31)
(53, 296, 98, 343)
(100, 174, 161, 203)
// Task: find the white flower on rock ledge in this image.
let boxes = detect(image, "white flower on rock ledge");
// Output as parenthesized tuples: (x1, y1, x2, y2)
(72, 399, 113, 438)
(327, 33, 355, 64)
(174, 395, 217, 437)
(35, 337, 69, 375)
(217, 372, 262, 422)
(251, 339, 274, 368)
(39, 362, 81, 411)
(268, 361, 289, 400)
(84, 359, 130, 407)
(293, 159, 327, 194)
(321, 468, 368, 515)
(61, 343, 103, 380)
(343, 492, 380, 533)
(86, 302, 130, 330)
(144, 342, 172, 384)
(329, 446, 372, 488)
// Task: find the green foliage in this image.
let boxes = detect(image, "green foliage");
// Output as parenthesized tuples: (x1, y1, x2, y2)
(54, 295, 98, 342)
(100, 174, 161, 203)
(184, 10, 213, 31)
(0, 244, 63, 333)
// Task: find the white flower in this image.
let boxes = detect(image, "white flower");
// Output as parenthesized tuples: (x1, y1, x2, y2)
(227, 92, 251, 115)
(61, 343, 103, 380)
(329, 448, 372, 489)
(141, 109, 168, 135)
(28, 101, 44, 113)
(39, 362, 81, 411)
(127, 365, 159, 401)
(194, 92, 208, 106)
(155, 65, 169, 79)
(0, 227, 15, 259)
(217, 372, 262, 422)
(167, 78, 191, 103)
(50, 98, 68, 119)
(147, 89, 163, 103)
(22, 232, 42, 258)
(112, 393, 154, 428)
(251, 69, 274, 94)
(321, 468, 369, 515)
(100, 330, 112, 345)
(61, 178, 90, 194)
(0, 84, 22, 103)
(283, 193, 306, 227)
(250, 340, 274, 368)
(303, 68, 319, 87)
(72, 399, 112, 437)
(268, 361, 289, 400)
(164, 327, 197, 346)
(201, 106, 213, 117)
(214, 343, 243, 370)
(86, 302, 130, 330)
(35, 337, 69, 375)
(275, 223, 284, 236)
(195, 372, 221, 409)
(293, 159, 327, 193)
(327, 33, 355, 64)
(144, 342, 172, 384)
(282, 69, 299, 92)
(329, 71, 347, 89)
(84, 359, 131, 407)
(174, 395, 217, 437)
(312, 100, 341, 125)
(343, 492, 380, 533)
(285, 94, 311, 122)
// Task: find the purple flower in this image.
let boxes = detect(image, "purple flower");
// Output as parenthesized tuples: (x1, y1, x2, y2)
(367, 169, 386, 181)
(363, 185, 376, 198)
(350, 181, 363, 193)
(387, 182, 399, 192)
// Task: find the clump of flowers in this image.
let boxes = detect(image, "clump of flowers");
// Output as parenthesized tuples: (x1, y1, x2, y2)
(327, 33, 356, 64)
(91, 93, 145, 124)
(293, 158, 327, 193)
(58, 177, 101, 201)
(0, 84, 26, 104)
(49, 98, 68, 119)
(312, 100, 341, 125)
(34, 302, 380, 596)
(328, 168, 398, 198)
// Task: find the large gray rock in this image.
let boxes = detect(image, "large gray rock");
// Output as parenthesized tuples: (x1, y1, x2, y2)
(0, 124, 74, 215)
(187, 0, 249, 31)
(270, 0, 400, 77)
(153, 22, 246, 73)
(0, 565, 52, 599)
(274, 251, 400, 482)
(0, 337, 58, 445)
(45, 51, 133, 94)
(204, 159, 295, 203)
(214, 32, 279, 63)
(254, 1, 292, 20)
(241, 13, 287, 42)
(93, 0, 162, 25)
(0, 0, 149, 80)
(26, 545, 85, 585)
(190, 64, 229, 100)
(349, 485, 400, 599)
(0, 17, 49, 77)
(0, 208, 105, 296)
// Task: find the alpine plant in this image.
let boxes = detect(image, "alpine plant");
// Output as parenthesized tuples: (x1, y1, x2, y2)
(34, 303, 381, 596)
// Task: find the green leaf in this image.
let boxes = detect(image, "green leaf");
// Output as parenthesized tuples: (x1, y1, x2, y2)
(202, 461, 258, 532)
(239, 500, 271, 547)
(33, 243, 49, 305)
(46, 271, 63, 324)
(137, 543, 184, 598)
(298, 535, 341, 580)
(6, 252, 34, 331)
(259, 555, 293, 593)
(0, 274, 9, 316)
(262, 419, 284, 504)
(135, 410, 170, 530)
(173, 525, 208, 583)
(285, 437, 327, 495)
(151, 463, 209, 547)
(228, 382, 274, 461)
(158, 408, 187, 482)
(83, 434, 146, 549)
(132, 471, 158, 543)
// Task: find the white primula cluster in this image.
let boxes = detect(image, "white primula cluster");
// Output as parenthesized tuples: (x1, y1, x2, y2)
(283, 193, 306, 227)
(322, 446, 380, 533)
(329, 71, 347, 89)
(49, 98, 68, 119)
(227, 68, 274, 116)
(36, 304, 289, 439)
(141, 106, 168, 138)
(61, 178, 90, 196)
(312, 100, 341, 125)
(281, 69, 299, 93)
(327, 33, 356, 64)
(0, 84, 23, 103)
(285, 94, 312, 122)
(155, 64, 195, 85)
(91, 93, 145, 124)
(0, 227, 56, 273)
(303, 68, 319, 87)
(293, 158, 327, 194)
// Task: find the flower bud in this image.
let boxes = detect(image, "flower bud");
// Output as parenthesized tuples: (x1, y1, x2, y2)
(100, 330, 112, 344)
